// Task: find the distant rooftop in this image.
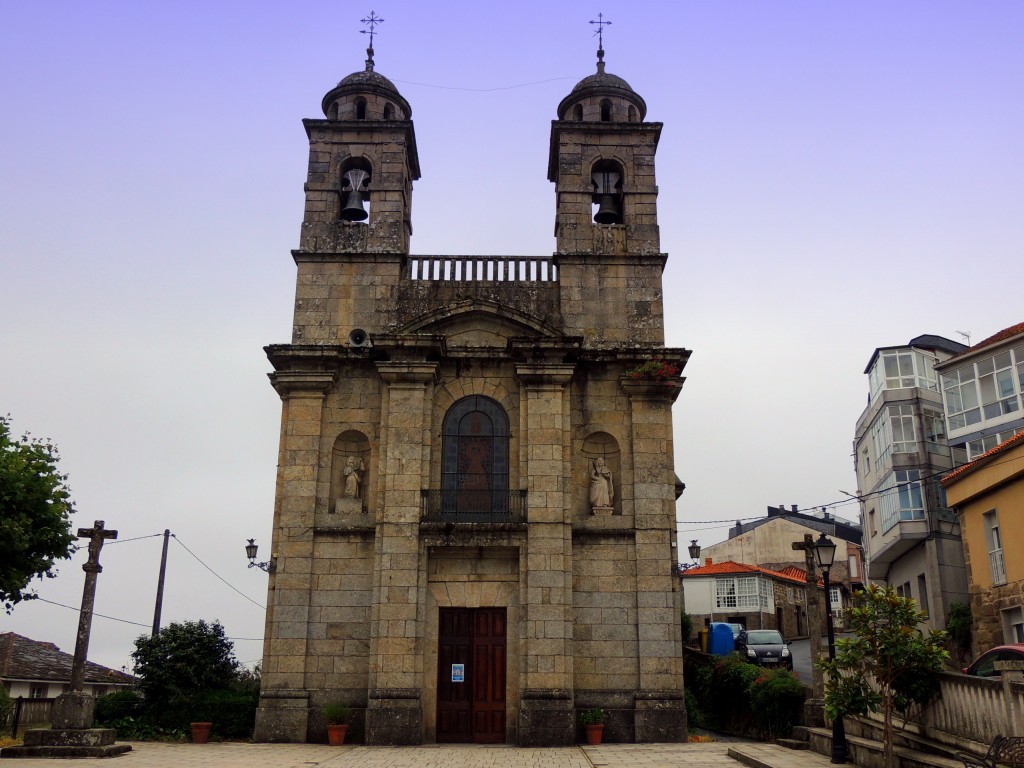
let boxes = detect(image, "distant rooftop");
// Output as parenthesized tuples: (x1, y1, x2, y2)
(0, 632, 135, 686)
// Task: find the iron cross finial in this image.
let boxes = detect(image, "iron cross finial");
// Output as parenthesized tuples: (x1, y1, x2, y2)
(590, 12, 612, 50)
(361, 11, 384, 48)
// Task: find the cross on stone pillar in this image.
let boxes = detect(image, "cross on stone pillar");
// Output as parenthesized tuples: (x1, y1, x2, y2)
(69, 521, 118, 694)
(793, 533, 826, 726)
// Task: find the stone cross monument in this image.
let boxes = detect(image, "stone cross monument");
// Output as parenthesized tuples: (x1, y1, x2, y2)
(793, 533, 826, 726)
(1, 520, 132, 757)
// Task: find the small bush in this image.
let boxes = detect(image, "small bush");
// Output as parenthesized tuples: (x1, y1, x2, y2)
(684, 686, 702, 729)
(159, 689, 257, 739)
(322, 701, 350, 725)
(95, 691, 145, 724)
(680, 611, 694, 645)
(748, 669, 805, 739)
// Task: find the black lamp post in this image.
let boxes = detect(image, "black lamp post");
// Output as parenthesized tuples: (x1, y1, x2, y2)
(687, 539, 701, 562)
(245, 538, 276, 573)
(813, 531, 847, 764)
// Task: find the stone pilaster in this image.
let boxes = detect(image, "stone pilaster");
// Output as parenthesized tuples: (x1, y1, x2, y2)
(516, 364, 576, 746)
(621, 376, 687, 742)
(364, 362, 438, 745)
(255, 370, 336, 742)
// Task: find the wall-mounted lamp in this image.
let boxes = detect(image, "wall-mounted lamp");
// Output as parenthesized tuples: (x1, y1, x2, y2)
(245, 538, 276, 573)
(675, 540, 702, 575)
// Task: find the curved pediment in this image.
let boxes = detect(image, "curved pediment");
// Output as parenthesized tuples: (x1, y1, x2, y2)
(398, 299, 562, 348)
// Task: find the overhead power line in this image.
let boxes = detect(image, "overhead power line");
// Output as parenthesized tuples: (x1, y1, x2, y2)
(171, 535, 265, 610)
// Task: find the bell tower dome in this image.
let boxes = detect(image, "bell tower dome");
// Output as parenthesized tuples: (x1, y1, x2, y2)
(299, 46, 420, 255)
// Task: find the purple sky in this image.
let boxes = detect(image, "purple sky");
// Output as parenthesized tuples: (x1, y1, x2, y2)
(2, 1, 1022, 671)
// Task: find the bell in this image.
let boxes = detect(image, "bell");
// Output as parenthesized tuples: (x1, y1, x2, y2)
(592, 169, 622, 224)
(340, 169, 369, 222)
(340, 190, 368, 221)
(594, 194, 621, 224)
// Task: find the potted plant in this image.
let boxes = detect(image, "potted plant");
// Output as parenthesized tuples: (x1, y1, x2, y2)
(322, 701, 350, 746)
(190, 721, 213, 744)
(580, 707, 605, 745)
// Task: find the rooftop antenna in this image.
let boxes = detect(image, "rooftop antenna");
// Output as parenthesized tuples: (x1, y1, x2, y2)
(361, 10, 384, 71)
(955, 330, 972, 346)
(589, 12, 612, 72)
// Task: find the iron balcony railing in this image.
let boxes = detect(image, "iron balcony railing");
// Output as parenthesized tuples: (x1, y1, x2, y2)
(420, 489, 527, 523)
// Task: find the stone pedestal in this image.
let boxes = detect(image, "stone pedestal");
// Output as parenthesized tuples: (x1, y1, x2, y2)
(518, 689, 574, 746)
(0, 692, 132, 758)
(803, 697, 827, 728)
(253, 688, 311, 742)
(634, 692, 686, 742)
(365, 688, 422, 745)
(591, 505, 614, 516)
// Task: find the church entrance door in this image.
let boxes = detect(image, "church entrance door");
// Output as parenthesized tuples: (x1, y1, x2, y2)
(436, 607, 506, 743)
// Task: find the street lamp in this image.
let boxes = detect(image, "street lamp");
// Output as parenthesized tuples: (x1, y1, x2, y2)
(245, 539, 276, 573)
(813, 531, 847, 764)
(675, 540, 702, 575)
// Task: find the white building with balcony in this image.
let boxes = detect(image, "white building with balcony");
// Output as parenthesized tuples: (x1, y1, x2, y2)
(853, 334, 969, 630)
(934, 322, 1024, 464)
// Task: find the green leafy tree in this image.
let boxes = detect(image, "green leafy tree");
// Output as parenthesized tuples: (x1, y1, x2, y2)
(945, 600, 973, 665)
(0, 415, 76, 612)
(131, 620, 238, 713)
(820, 585, 949, 768)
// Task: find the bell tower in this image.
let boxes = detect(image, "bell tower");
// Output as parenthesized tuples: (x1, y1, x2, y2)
(299, 45, 420, 256)
(549, 46, 665, 345)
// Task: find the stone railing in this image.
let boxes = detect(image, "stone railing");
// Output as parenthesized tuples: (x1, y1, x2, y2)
(921, 669, 1024, 746)
(405, 256, 557, 283)
(420, 489, 527, 523)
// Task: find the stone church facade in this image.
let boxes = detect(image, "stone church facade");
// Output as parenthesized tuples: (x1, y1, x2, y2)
(254, 44, 691, 746)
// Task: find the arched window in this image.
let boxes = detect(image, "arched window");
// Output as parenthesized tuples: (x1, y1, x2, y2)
(442, 396, 510, 517)
(383, 102, 394, 120)
(627, 105, 637, 123)
(355, 97, 367, 120)
(573, 103, 583, 122)
(600, 99, 612, 122)
(328, 102, 339, 120)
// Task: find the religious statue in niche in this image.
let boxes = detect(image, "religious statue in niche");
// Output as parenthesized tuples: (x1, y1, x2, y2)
(334, 456, 366, 514)
(589, 457, 614, 515)
(343, 456, 365, 498)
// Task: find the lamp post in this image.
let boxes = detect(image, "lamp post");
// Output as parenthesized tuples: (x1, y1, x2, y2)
(245, 539, 276, 573)
(813, 531, 848, 764)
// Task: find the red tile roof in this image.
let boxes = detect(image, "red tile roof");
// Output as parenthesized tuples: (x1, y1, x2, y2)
(945, 321, 1024, 364)
(680, 559, 813, 586)
(942, 430, 1024, 485)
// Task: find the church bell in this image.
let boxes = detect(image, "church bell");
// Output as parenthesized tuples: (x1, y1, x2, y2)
(592, 170, 622, 224)
(340, 169, 369, 222)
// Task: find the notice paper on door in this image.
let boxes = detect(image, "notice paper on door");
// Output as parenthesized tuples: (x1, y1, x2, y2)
(451, 663, 465, 683)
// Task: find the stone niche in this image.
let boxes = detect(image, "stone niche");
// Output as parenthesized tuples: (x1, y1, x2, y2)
(329, 430, 371, 515)
(579, 431, 622, 516)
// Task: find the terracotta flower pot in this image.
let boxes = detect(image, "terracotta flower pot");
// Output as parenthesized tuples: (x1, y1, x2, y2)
(190, 722, 213, 744)
(326, 723, 349, 746)
(585, 723, 604, 745)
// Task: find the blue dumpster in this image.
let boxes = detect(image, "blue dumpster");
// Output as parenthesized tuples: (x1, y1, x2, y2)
(708, 622, 736, 656)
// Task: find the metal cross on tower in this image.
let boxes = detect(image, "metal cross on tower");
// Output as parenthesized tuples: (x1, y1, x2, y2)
(590, 12, 612, 49)
(361, 11, 384, 48)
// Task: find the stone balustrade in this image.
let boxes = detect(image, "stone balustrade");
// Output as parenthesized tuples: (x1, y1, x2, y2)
(911, 667, 1024, 747)
(406, 256, 557, 283)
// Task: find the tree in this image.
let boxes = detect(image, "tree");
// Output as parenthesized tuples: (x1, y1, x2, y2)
(0, 415, 76, 612)
(820, 585, 949, 768)
(945, 600, 973, 665)
(131, 620, 238, 712)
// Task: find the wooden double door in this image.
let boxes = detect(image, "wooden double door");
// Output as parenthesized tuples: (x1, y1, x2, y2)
(436, 607, 507, 743)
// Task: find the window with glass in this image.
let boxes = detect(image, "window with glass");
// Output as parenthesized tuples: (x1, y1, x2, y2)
(985, 510, 1006, 585)
(879, 469, 925, 533)
(943, 365, 981, 430)
(889, 404, 916, 454)
(978, 351, 1020, 419)
(924, 409, 946, 448)
(716, 576, 768, 610)
(869, 349, 939, 400)
(1004, 606, 1024, 643)
(871, 413, 892, 469)
(829, 586, 842, 609)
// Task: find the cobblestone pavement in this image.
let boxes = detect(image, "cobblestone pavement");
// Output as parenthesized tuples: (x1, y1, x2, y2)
(0, 740, 838, 768)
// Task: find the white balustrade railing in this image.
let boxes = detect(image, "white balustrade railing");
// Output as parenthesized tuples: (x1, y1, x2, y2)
(406, 257, 557, 283)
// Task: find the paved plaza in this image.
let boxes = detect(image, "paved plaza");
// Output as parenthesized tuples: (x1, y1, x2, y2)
(0, 741, 839, 768)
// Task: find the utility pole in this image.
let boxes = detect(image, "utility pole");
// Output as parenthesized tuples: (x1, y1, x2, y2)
(152, 529, 170, 636)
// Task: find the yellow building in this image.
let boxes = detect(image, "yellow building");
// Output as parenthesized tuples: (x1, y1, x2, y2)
(941, 431, 1024, 651)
